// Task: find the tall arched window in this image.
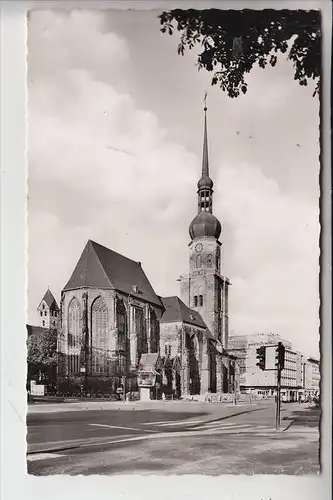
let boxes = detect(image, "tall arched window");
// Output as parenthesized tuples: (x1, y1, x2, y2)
(196, 255, 202, 268)
(150, 309, 159, 353)
(68, 297, 81, 374)
(134, 307, 147, 360)
(116, 298, 127, 353)
(68, 298, 80, 348)
(199, 295, 203, 307)
(193, 295, 198, 307)
(91, 296, 108, 375)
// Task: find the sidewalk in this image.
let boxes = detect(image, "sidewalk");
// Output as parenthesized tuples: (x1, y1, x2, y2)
(280, 403, 320, 432)
(27, 398, 266, 415)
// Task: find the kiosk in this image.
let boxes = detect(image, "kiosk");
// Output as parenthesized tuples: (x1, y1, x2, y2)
(137, 353, 163, 401)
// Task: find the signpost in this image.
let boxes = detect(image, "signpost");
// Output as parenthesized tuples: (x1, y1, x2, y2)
(275, 342, 285, 430)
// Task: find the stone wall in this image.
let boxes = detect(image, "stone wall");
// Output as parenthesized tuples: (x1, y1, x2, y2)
(59, 287, 162, 384)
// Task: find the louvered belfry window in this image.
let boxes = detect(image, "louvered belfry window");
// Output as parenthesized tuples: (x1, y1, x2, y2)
(91, 296, 108, 375)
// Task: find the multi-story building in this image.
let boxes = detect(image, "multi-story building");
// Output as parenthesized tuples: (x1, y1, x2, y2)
(303, 357, 320, 397)
(228, 333, 302, 401)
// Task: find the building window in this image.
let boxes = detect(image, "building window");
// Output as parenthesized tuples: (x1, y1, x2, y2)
(44, 311, 47, 316)
(42, 320, 45, 326)
(116, 298, 127, 353)
(194, 295, 198, 307)
(150, 309, 159, 353)
(207, 254, 213, 267)
(69, 354, 79, 373)
(164, 344, 172, 357)
(68, 297, 81, 351)
(199, 295, 203, 307)
(133, 306, 147, 360)
(53, 321, 56, 326)
(42, 304, 45, 310)
(40, 311, 42, 317)
(91, 296, 108, 375)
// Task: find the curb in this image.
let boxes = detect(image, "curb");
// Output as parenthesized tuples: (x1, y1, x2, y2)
(27, 445, 79, 455)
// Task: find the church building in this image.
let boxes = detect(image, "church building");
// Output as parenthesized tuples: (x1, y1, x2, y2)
(56, 104, 238, 399)
(37, 289, 60, 329)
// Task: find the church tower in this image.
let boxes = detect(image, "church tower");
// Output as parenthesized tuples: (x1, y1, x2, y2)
(37, 288, 60, 329)
(180, 99, 230, 348)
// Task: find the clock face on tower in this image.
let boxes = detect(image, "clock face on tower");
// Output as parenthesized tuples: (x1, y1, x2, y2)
(195, 243, 203, 252)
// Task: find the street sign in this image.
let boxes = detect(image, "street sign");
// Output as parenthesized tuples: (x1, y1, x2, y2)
(31, 384, 45, 396)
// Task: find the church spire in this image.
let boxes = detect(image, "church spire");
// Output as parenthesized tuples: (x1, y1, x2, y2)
(202, 92, 209, 179)
(197, 93, 214, 213)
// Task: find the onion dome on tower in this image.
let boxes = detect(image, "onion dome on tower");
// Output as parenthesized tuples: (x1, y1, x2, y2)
(189, 96, 222, 241)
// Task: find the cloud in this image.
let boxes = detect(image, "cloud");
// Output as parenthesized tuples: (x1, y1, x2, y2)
(215, 163, 319, 355)
(28, 11, 320, 359)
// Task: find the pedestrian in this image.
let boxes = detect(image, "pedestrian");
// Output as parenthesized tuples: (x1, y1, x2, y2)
(298, 393, 302, 404)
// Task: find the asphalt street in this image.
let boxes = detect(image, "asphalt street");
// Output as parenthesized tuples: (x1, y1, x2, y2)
(27, 400, 320, 475)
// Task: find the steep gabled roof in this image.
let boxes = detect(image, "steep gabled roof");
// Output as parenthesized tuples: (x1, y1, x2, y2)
(38, 289, 59, 311)
(63, 240, 162, 308)
(160, 296, 207, 329)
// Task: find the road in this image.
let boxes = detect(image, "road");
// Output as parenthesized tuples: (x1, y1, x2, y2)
(27, 400, 320, 475)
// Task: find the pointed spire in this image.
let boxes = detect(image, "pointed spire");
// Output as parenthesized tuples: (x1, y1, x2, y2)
(202, 91, 209, 178)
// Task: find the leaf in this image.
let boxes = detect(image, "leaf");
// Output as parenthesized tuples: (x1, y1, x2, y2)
(159, 9, 320, 98)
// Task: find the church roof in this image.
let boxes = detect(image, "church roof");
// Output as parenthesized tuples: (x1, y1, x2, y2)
(26, 325, 55, 336)
(38, 289, 59, 311)
(138, 353, 163, 372)
(63, 240, 163, 308)
(160, 296, 207, 329)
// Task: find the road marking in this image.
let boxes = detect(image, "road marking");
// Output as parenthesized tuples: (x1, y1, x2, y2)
(41, 422, 299, 453)
(199, 421, 239, 428)
(89, 423, 158, 433)
(196, 423, 251, 430)
(149, 420, 205, 427)
(27, 453, 64, 462)
(142, 420, 176, 425)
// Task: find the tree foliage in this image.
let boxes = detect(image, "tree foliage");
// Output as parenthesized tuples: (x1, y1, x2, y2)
(159, 9, 321, 98)
(27, 328, 58, 368)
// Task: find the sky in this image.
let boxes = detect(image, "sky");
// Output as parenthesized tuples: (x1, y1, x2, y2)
(27, 9, 320, 358)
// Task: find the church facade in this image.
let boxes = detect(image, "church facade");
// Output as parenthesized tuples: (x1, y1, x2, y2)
(56, 106, 238, 398)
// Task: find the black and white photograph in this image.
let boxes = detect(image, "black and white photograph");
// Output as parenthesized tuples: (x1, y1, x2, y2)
(24, 6, 323, 476)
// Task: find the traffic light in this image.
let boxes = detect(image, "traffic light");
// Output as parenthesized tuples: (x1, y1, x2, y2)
(256, 346, 266, 371)
(275, 342, 285, 370)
